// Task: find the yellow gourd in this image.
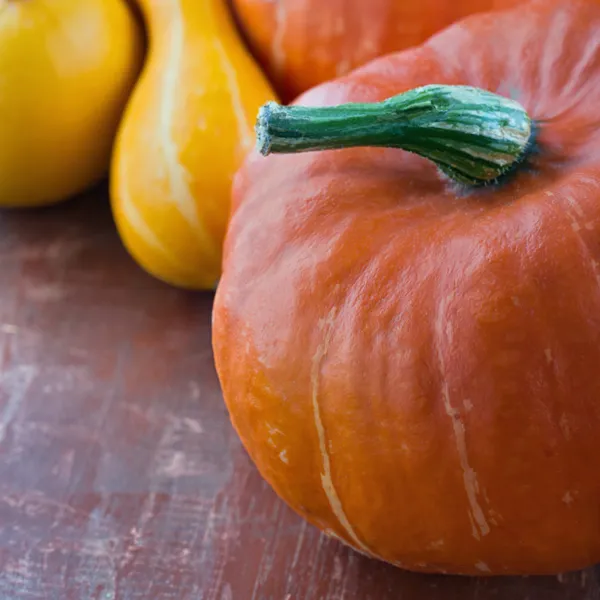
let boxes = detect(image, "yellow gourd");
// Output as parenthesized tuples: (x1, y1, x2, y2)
(110, 0, 278, 290)
(0, 0, 144, 207)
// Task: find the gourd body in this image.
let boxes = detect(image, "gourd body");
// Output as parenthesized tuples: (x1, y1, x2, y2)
(214, 0, 600, 575)
(111, 0, 276, 289)
(233, 0, 521, 100)
(0, 0, 143, 207)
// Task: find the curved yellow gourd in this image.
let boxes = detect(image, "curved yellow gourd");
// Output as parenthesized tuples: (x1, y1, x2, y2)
(110, 0, 277, 290)
(0, 0, 143, 207)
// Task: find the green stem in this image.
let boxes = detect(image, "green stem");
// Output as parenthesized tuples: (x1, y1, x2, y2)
(255, 84, 533, 186)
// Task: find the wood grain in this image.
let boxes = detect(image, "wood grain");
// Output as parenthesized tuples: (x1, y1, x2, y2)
(0, 186, 598, 599)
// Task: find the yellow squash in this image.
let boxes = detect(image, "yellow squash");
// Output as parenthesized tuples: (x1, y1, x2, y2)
(0, 0, 144, 207)
(111, 0, 278, 290)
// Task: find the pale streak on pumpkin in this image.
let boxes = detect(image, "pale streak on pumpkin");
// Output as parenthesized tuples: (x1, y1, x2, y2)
(559, 413, 571, 440)
(117, 181, 192, 271)
(435, 296, 490, 540)
(265, 422, 286, 453)
(310, 308, 371, 555)
(212, 38, 254, 151)
(562, 194, 600, 290)
(325, 529, 373, 559)
(157, 0, 215, 253)
(475, 561, 491, 573)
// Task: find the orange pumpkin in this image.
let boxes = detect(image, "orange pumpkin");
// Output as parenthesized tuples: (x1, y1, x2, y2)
(232, 0, 522, 101)
(213, 0, 600, 576)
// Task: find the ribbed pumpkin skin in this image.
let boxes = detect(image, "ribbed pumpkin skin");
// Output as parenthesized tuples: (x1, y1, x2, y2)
(232, 0, 522, 101)
(213, 0, 600, 576)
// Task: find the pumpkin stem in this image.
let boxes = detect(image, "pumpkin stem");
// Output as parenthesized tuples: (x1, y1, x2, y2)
(255, 84, 533, 186)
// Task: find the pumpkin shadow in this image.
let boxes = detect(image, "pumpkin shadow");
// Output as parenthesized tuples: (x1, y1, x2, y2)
(349, 552, 598, 600)
(0, 180, 214, 297)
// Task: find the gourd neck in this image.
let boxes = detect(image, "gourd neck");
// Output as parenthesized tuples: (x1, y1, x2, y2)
(255, 84, 534, 187)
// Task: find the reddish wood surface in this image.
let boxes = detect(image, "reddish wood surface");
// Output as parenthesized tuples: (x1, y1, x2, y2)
(0, 187, 597, 599)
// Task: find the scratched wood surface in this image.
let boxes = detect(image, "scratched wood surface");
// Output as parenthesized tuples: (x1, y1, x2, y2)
(0, 187, 598, 600)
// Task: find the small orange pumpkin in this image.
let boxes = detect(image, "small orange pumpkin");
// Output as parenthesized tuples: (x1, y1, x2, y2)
(232, 0, 522, 101)
(214, 0, 600, 576)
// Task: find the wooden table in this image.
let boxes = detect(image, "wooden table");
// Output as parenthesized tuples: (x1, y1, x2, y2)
(0, 187, 596, 599)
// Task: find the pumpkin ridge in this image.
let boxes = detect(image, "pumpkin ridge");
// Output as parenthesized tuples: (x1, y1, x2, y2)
(434, 291, 491, 541)
(310, 306, 373, 555)
(157, 0, 213, 248)
(212, 34, 254, 151)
